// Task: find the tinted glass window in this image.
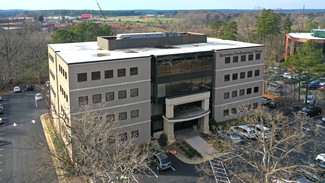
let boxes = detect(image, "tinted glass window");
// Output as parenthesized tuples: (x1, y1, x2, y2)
(77, 73, 87, 82)
(92, 71, 101, 80)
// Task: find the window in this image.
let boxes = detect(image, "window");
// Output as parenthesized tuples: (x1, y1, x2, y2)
(106, 92, 114, 101)
(119, 112, 127, 120)
(256, 53, 261, 60)
(225, 57, 231, 64)
(248, 54, 253, 61)
(240, 72, 245, 79)
(240, 89, 245, 96)
(232, 91, 237, 98)
(65, 71, 67, 79)
(254, 86, 259, 93)
(49, 54, 54, 63)
(105, 70, 113, 79)
(247, 88, 252, 94)
(78, 96, 88, 106)
(119, 132, 127, 141)
(233, 56, 238, 63)
(247, 71, 253, 78)
(130, 88, 138, 97)
(224, 74, 230, 82)
(106, 114, 115, 122)
(118, 68, 126, 77)
(94, 116, 103, 122)
(223, 109, 229, 116)
(253, 103, 258, 109)
(92, 94, 102, 103)
(131, 130, 139, 138)
(224, 92, 230, 99)
(77, 73, 87, 82)
(231, 108, 237, 114)
(91, 71, 101, 80)
(118, 90, 127, 99)
(130, 67, 138, 75)
(255, 70, 260, 76)
(241, 55, 246, 62)
(232, 73, 238, 80)
(131, 109, 139, 118)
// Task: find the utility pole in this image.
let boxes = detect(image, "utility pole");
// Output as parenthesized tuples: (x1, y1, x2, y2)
(95, 0, 107, 24)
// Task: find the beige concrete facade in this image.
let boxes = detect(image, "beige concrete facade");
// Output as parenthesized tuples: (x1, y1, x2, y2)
(162, 92, 210, 143)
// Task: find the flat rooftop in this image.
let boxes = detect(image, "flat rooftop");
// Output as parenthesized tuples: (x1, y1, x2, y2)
(49, 37, 263, 65)
(288, 32, 325, 40)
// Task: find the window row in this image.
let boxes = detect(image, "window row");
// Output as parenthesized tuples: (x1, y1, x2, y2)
(78, 88, 139, 106)
(77, 67, 138, 82)
(224, 53, 261, 64)
(223, 103, 259, 116)
(49, 53, 54, 63)
(60, 85, 68, 102)
(50, 69, 55, 81)
(117, 130, 140, 142)
(224, 70, 260, 82)
(224, 86, 259, 99)
(93, 109, 140, 124)
(59, 65, 67, 80)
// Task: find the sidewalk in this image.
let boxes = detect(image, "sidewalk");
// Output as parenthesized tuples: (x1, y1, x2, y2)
(185, 135, 218, 158)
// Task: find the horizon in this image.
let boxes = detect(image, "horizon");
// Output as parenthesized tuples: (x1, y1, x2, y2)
(1, 0, 324, 11)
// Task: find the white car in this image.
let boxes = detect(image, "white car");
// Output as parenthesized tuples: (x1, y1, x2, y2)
(315, 153, 325, 162)
(13, 86, 21, 93)
(282, 72, 292, 79)
(46, 81, 50, 88)
(35, 93, 43, 101)
(322, 115, 325, 122)
(248, 124, 272, 139)
(230, 125, 256, 139)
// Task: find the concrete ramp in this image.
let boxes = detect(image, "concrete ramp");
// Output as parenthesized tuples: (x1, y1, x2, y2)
(185, 135, 218, 158)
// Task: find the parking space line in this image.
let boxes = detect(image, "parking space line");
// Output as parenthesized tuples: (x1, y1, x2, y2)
(170, 166, 176, 171)
(144, 164, 158, 178)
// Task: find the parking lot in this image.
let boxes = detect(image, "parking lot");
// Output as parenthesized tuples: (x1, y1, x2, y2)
(0, 90, 57, 182)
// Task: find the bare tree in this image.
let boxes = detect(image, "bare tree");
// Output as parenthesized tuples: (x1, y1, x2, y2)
(199, 108, 324, 183)
(38, 105, 155, 183)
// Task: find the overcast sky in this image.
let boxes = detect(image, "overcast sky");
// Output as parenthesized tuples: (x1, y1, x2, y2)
(1, 0, 324, 10)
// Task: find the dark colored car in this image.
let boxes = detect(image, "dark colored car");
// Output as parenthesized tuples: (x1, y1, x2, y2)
(0, 104, 3, 114)
(26, 84, 34, 91)
(308, 81, 320, 90)
(268, 101, 281, 109)
(299, 106, 322, 117)
(268, 81, 282, 88)
(262, 97, 274, 106)
(153, 152, 172, 170)
(273, 88, 283, 96)
(290, 104, 303, 112)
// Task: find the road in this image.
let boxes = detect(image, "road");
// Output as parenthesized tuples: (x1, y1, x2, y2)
(0, 90, 57, 183)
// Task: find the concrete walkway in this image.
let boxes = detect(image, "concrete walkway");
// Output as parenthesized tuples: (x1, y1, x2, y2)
(185, 135, 218, 158)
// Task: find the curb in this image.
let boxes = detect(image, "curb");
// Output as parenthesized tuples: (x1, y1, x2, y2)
(40, 114, 66, 183)
(167, 150, 214, 164)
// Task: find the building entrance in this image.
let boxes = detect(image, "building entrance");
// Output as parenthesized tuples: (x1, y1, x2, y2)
(174, 119, 198, 132)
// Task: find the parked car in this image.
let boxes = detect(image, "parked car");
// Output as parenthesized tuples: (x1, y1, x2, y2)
(46, 81, 50, 88)
(290, 104, 303, 112)
(0, 96, 2, 101)
(262, 97, 275, 106)
(268, 81, 282, 88)
(0, 118, 2, 125)
(218, 130, 243, 143)
(310, 153, 325, 171)
(248, 124, 272, 139)
(35, 93, 43, 101)
(272, 174, 312, 183)
(153, 152, 172, 171)
(322, 115, 325, 122)
(303, 95, 314, 104)
(318, 85, 324, 92)
(268, 101, 282, 109)
(13, 86, 21, 93)
(318, 78, 325, 86)
(298, 106, 322, 117)
(308, 82, 320, 90)
(295, 169, 324, 183)
(0, 104, 3, 114)
(230, 125, 256, 139)
(283, 72, 293, 79)
(273, 88, 283, 96)
(26, 84, 34, 91)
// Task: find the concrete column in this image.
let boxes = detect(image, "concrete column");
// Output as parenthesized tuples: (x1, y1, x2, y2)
(199, 116, 209, 134)
(165, 104, 174, 118)
(164, 119, 175, 143)
(202, 98, 209, 110)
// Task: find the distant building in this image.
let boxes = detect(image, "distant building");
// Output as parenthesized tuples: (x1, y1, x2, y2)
(81, 14, 93, 19)
(285, 29, 325, 60)
(48, 32, 265, 157)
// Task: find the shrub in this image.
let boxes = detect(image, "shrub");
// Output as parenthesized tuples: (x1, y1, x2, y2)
(181, 141, 186, 145)
(176, 142, 180, 146)
(158, 133, 167, 147)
